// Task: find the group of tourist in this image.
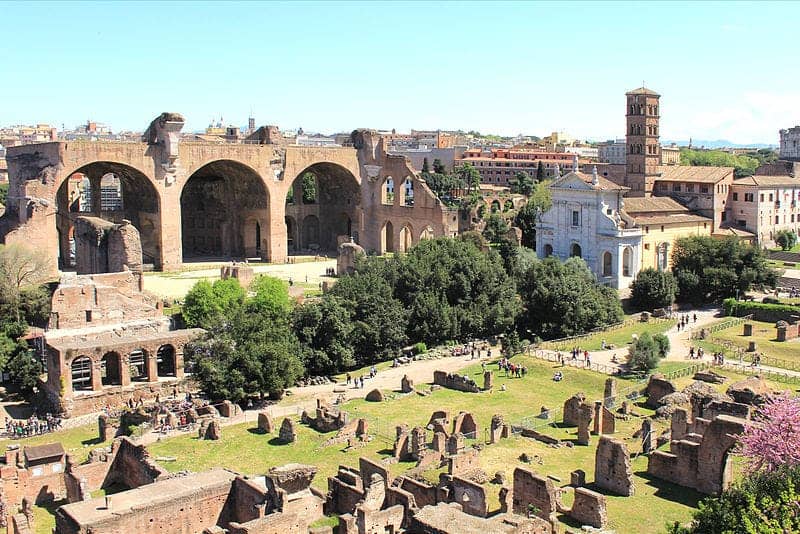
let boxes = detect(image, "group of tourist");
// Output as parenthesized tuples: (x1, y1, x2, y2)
(676, 313, 698, 332)
(450, 341, 490, 360)
(496, 357, 527, 378)
(688, 346, 705, 360)
(711, 352, 726, 365)
(345, 366, 377, 389)
(4, 414, 63, 438)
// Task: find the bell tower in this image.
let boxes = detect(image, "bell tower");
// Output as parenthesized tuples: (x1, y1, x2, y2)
(625, 87, 661, 197)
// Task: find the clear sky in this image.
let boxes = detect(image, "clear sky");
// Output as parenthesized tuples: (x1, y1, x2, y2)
(2, 1, 798, 144)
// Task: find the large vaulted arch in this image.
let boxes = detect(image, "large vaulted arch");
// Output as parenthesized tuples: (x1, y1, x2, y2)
(180, 160, 270, 260)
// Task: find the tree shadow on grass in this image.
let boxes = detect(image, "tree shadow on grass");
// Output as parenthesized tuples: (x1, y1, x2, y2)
(634, 470, 704, 507)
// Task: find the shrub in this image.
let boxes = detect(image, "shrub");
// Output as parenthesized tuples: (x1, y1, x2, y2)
(775, 229, 798, 251)
(627, 332, 661, 374)
(630, 268, 677, 311)
(413, 342, 427, 354)
(653, 333, 670, 358)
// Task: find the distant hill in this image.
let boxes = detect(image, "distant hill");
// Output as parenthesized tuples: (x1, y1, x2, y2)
(662, 139, 777, 150)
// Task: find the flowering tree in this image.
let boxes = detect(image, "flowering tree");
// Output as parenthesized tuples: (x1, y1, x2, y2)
(738, 392, 800, 473)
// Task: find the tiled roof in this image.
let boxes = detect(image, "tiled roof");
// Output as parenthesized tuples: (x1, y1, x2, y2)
(733, 175, 800, 188)
(553, 171, 629, 191)
(655, 165, 734, 184)
(626, 87, 660, 96)
(623, 196, 690, 214)
(633, 213, 711, 226)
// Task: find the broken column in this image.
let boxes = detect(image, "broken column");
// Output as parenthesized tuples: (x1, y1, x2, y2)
(576, 403, 593, 445)
(604, 377, 617, 409)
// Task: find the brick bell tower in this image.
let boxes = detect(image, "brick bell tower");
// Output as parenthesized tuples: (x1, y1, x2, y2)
(625, 87, 661, 197)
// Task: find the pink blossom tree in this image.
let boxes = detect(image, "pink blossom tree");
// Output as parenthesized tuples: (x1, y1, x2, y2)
(737, 391, 800, 473)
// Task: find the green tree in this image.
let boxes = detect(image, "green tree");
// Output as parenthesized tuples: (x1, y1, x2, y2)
(301, 172, 317, 204)
(653, 333, 670, 358)
(293, 297, 355, 376)
(482, 212, 510, 244)
(509, 171, 534, 196)
(672, 236, 777, 305)
(182, 278, 246, 328)
(667, 465, 800, 534)
(630, 268, 678, 311)
(0, 183, 8, 207)
(0, 244, 52, 322)
(536, 161, 545, 181)
(680, 148, 759, 178)
(775, 229, 798, 251)
(433, 158, 446, 174)
(6, 348, 42, 397)
(455, 163, 481, 193)
(517, 257, 623, 339)
(627, 332, 661, 374)
(513, 182, 552, 249)
(249, 276, 291, 316)
(421, 157, 430, 173)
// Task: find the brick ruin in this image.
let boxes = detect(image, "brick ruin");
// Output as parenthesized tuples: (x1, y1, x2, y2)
(432, 371, 483, 393)
(594, 436, 634, 496)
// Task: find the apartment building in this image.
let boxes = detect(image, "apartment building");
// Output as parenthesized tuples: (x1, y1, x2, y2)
(728, 175, 800, 244)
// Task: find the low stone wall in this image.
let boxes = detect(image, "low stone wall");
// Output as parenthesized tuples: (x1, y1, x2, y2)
(432, 371, 481, 393)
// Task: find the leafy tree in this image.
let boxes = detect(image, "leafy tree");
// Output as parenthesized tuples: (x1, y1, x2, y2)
(672, 236, 777, 305)
(536, 161, 545, 181)
(421, 171, 465, 206)
(513, 182, 552, 249)
(182, 278, 246, 328)
(630, 268, 678, 311)
(301, 172, 317, 204)
(249, 276, 291, 316)
(775, 229, 798, 251)
(421, 157, 430, 173)
(653, 333, 670, 358)
(458, 231, 488, 252)
(738, 392, 800, 473)
(680, 148, 760, 178)
(294, 297, 355, 376)
(627, 332, 661, 374)
(509, 171, 534, 196)
(0, 183, 8, 206)
(667, 465, 800, 534)
(433, 158, 446, 174)
(517, 257, 623, 339)
(482, 212, 510, 244)
(6, 348, 42, 397)
(455, 163, 481, 193)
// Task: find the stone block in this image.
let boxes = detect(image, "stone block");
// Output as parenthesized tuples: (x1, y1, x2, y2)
(258, 411, 274, 433)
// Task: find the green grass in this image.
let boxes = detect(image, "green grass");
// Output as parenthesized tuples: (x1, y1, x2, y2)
(706, 319, 800, 363)
(0, 425, 111, 464)
(540, 319, 677, 352)
(145, 357, 705, 533)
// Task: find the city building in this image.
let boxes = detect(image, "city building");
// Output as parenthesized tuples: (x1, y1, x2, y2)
(459, 147, 576, 186)
(728, 174, 800, 244)
(780, 126, 800, 161)
(598, 139, 626, 165)
(661, 144, 680, 165)
(537, 167, 642, 289)
(0, 124, 57, 145)
(387, 146, 467, 173)
(652, 165, 734, 231)
(561, 145, 599, 159)
(625, 87, 661, 196)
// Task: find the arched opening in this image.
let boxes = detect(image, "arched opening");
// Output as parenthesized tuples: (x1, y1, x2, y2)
(157, 345, 176, 377)
(401, 177, 414, 206)
(71, 356, 93, 392)
(382, 177, 395, 205)
(623, 246, 633, 277)
(100, 352, 122, 386)
(129, 349, 148, 382)
(285, 216, 297, 251)
(491, 200, 501, 212)
(285, 163, 360, 253)
(570, 243, 582, 258)
(477, 203, 487, 219)
(181, 160, 269, 260)
(382, 221, 395, 254)
(602, 251, 613, 277)
(56, 162, 161, 270)
(503, 199, 514, 212)
(543, 244, 553, 257)
(302, 215, 320, 250)
(300, 172, 317, 204)
(420, 226, 435, 240)
(398, 224, 413, 253)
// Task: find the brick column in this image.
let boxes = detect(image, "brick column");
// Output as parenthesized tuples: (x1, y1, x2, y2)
(90, 359, 103, 391)
(146, 349, 158, 383)
(175, 345, 185, 379)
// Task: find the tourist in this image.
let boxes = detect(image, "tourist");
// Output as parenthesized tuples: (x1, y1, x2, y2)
(693, 313, 697, 323)
(346, 373, 352, 385)
(553, 371, 563, 382)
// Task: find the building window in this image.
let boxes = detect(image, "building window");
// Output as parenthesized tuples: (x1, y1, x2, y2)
(672, 184, 681, 192)
(659, 183, 667, 191)
(572, 210, 580, 227)
(769, 193, 774, 201)
(733, 192, 738, 201)
(760, 194, 765, 202)
(701, 185, 709, 193)
(602, 251, 612, 277)
(737, 219, 746, 227)
(745, 192, 754, 202)
(687, 184, 695, 192)
(570, 243, 582, 258)
(776, 215, 780, 224)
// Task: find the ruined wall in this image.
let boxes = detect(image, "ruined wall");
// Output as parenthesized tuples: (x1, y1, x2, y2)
(511, 468, 559, 526)
(104, 437, 167, 490)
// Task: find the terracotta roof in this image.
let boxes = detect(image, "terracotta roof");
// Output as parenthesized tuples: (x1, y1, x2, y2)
(655, 165, 734, 184)
(733, 175, 800, 188)
(24, 443, 65, 463)
(633, 213, 711, 226)
(553, 171, 628, 192)
(626, 87, 660, 96)
(623, 196, 690, 214)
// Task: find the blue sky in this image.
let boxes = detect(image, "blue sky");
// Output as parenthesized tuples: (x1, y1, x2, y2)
(1, 1, 798, 144)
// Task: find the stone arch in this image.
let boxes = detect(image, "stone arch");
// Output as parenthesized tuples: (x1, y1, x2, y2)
(129, 348, 148, 382)
(56, 161, 162, 269)
(491, 200, 501, 212)
(543, 243, 553, 257)
(503, 199, 514, 212)
(180, 159, 270, 260)
(157, 344, 176, 377)
(285, 162, 360, 252)
(398, 224, 414, 253)
(570, 243, 582, 258)
(382, 177, 395, 205)
(100, 352, 123, 386)
(302, 215, 321, 250)
(622, 246, 633, 277)
(400, 177, 415, 207)
(419, 226, 435, 241)
(602, 251, 613, 277)
(382, 221, 395, 254)
(71, 356, 93, 392)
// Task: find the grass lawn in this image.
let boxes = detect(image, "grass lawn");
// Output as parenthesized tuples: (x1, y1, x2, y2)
(0, 425, 111, 464)
(540, 319, 677, 352)
(145, 357, 704, 533)
(705, 319, 800, 365)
